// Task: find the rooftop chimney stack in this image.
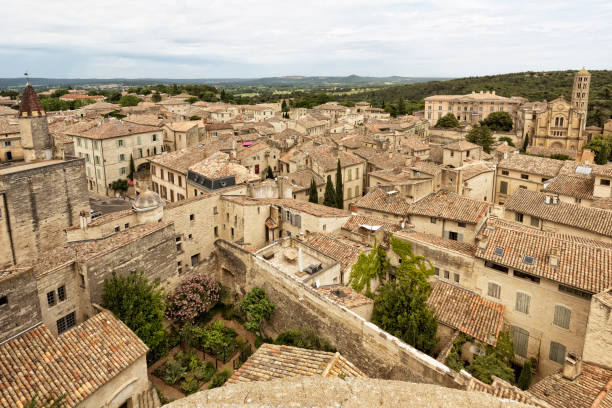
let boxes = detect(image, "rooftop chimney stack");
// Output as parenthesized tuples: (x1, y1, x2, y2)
(562, 353, 583, 380)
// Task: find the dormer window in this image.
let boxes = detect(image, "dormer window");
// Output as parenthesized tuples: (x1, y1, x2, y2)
(601, 179, 611, 186)
(494, 247, 504, 256)
(523, 255, 535, 265)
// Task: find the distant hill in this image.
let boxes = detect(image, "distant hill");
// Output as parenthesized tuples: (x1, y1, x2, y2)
(343, 70, 612, 126)
(0, 75, 449, 89)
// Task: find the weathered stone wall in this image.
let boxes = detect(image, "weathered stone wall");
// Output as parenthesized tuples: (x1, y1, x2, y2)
(0, 159, 89, 266)
(85, 223, 177, 306)
(214, 240, 465, 388)
(582, 290, 612, 368)
(36, 263, 83, 336)
(0, 270, 41, 343)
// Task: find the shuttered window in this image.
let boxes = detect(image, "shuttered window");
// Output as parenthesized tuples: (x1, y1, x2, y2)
(549, 341, 566, 364)
(515, 292, 530, 314)
(296, 215, 301, 228)
(488, 282, 501, 299)
(511, 326, 529, 357)
(553, 305, 571, 329)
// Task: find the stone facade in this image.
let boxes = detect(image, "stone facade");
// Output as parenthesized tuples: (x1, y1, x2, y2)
(0, 271, 41, 343)
(0, 158, 89, 267)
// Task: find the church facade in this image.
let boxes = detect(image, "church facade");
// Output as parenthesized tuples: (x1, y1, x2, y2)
(520, 69, 591, 152)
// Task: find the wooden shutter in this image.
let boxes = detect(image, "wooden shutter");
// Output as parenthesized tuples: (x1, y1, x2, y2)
(549, 341, 566, 364)
(515, 292, 530, 314)
(296, 215, 301, 228)
(488, 282, 501, 299)
(511, 326, 529, 357)
(554, 305, 571, 329)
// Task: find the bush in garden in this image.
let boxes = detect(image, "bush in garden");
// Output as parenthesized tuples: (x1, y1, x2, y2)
(239, 287, 274, 336)
(193, 361, 216, 382)
(180, 373, 199, 394)
(195, 321, 238, 362)
(158, 358, 186, 385)
(209, 369, 232, 388)
(274, 329, 336, 352)
(166, 274, 220, 324)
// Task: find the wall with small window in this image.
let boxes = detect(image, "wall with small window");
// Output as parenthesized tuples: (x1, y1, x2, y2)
(0, 272, 42, 343)
(36, 263, 82, 336)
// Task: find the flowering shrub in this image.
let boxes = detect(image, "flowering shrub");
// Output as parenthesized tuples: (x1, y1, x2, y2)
(166, 274, 220, 323)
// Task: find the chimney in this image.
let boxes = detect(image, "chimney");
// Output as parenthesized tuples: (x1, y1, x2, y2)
(562, 353, 583, 380)
(545, 195, 551, 204)
(298, 247, 303, 272)
(549, 247, 560, 267)
(480, 90, 483, 94)
(552, 195, 559, 205)
(492, 90, 496, 95)
(79, 210, 89, 229)
(477, 233, 489, 250)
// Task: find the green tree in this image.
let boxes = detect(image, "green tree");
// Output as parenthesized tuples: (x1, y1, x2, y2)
(498, 136, 515, 147)
(151, 93, 162, 103)
(239, 287, 274, 337)
(390, 237, 434, 288)
(434, 113, 460, 128)
(281, 99, 289, 112)
(348, 242, 387, 297)
(266, 166, 274, 179)
(26, 394, 66, 408)
(119, 94, 141, 107)
(466, 124, 495, 153)
(102, 271, 166, 352)
(186, 96, 199, 104)
(481, 111, 513, 131)
(323, 175, 336, 207)
(522, 134, 529, 152)
(129, 154, 136, 180)
(517, 359, 533, 390)
(308, 178, 319, 203)
(109, 179, 128, 192)
(371, 279, 438, 354)
(584, 134, 612, 165)
(189, 115, 201, 120)
(397, 98, 406, 116)
(335, 159, 344, 209)
(52, 89, 69, 98)
(274, 329, 336, 352)
(468, 331, 515, 385)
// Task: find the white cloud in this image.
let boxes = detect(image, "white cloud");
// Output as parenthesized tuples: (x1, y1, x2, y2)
(0, 0, 610, 77)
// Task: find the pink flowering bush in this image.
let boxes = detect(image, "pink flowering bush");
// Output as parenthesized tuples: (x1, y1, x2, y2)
(166, 274, 220, 324)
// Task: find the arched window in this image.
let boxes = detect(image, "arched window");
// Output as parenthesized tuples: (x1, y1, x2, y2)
(559, 117, 564, 127)
(555, 117, 559, 126)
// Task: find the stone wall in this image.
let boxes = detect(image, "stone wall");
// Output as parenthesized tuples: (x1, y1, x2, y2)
(0, 158, 89, 267)
(0, 270, 41, 343)
(85, 223, 177, 307)
(214, 239, 465, 388)
(582, 290, 612, 368)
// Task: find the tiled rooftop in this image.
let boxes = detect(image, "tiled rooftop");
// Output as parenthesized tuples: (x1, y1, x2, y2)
(264, 198, 350, 218)
(528, 362, 612, 408)
(427, 280, 504, 345)
(150, 145, 215, 174)
(0, 310, 148, 408)
(444, 140, 480, 151)
(226, 343, 366, 385)
(67, 120, 159, 139)
(342, 214, 402, 234)
(476, 218, 612, 293)
(354, 188, 411, 216)
(394, 230, 477, 257)
(498, 154, 565, 178)
(406, 190, 489, 224)
(542, 174, 594, 199)
(504, 189, 612, 238)
(304, 233, 368, 271)
(189, 156, 258, 184)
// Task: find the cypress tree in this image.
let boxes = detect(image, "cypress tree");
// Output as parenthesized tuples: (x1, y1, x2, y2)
(266, 166, 274, 179)
(323, 175, 336, 207)
(517, 360, 533, 390)
(335, 159, 344, 209)
(308, 178, 319, 203)
(397, 98, 406, 116)
(129, 154, 136, 180)
(522, 134, 529, 152)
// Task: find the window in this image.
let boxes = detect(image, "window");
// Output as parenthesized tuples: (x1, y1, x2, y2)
(190, 214, 195, 221)
(444, 270, 450, 279)
(458, 222, 466, 228)
(47, 291, 56, 307)
(501, 170, 509, 176)
(430, 217, 437, 224)
(176, 243, 182, 252)
(213, 207, 218, 215)
(114, 226, 120, 232)
(191, 253, 200, 266)
(434, 267, 440, 276)
(117, 140, 124, 147)
(79, 273, 86, 288)
(554, 305, 571, 329)
(485, 261, 509, 273)
(56, 312, 76, 334)
(214, 226, 218, 237)
(120, 167, 127, 175)
(137, 135, 142, 145)
(514, 270, 540, 283)
(57, 285, 66, 302)
(453, 273, 460, 283)
(511, 326, 529, 357)
(520, 174, 529, 180)
(522, 255, 535, 265)
(448, 231, 458, 241)
(515, 292, 531, 314)
(519, 185, 527, 189)
(488, 282, 501, 299)
(152, 134, 158, 142)
(494, 247, 504, 256)
(255, 164, 260, 174)
(558, 284, 592, 300)
(549, 341, 566, 364)
(515, 213, 524, 223)
(601, 179, 611, 186)
(500, 181, 508, 195)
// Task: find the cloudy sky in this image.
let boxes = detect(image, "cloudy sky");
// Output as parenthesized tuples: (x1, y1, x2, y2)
(1, 0, 610, 78)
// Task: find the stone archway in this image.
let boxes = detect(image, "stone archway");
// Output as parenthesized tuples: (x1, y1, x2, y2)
(551, 141, 564, 149)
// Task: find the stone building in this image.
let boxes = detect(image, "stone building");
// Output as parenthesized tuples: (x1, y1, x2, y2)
(0, 119, 22, 162)
(162, 121, 201, 152)
(67, 120, 163, 195)
(424, 90, 523, 126)
(236, 141, 281, 179)
(18, 82, 54, 162)
(0, 310, 159, 408)
(520, 69, 591, 152)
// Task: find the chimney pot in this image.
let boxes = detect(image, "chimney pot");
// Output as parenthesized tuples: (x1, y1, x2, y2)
(562, 353, 582, 380)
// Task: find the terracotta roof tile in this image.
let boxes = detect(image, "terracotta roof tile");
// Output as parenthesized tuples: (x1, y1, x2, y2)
(393, 230, 476, 257)
(354, 188, 411, 216)
(406, 190, 489, 224)
(342, 215, 402, 234)
(498, 154, 565, 178)
(504, 189, 612, 238)
(67, 120, 159, 140)
(303, 233, 369, 270)
(542, 174, 594, 199)
(226, 344, 366, 385)
(476, 218, 612, 293)
(0, 310, 148, 408)
(427, 281, 504, 345)
(528, 362, 612, 408)
(317, 284, 373, 309)
(444, 140, 480, 151)
(18, 84, 45, 117)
